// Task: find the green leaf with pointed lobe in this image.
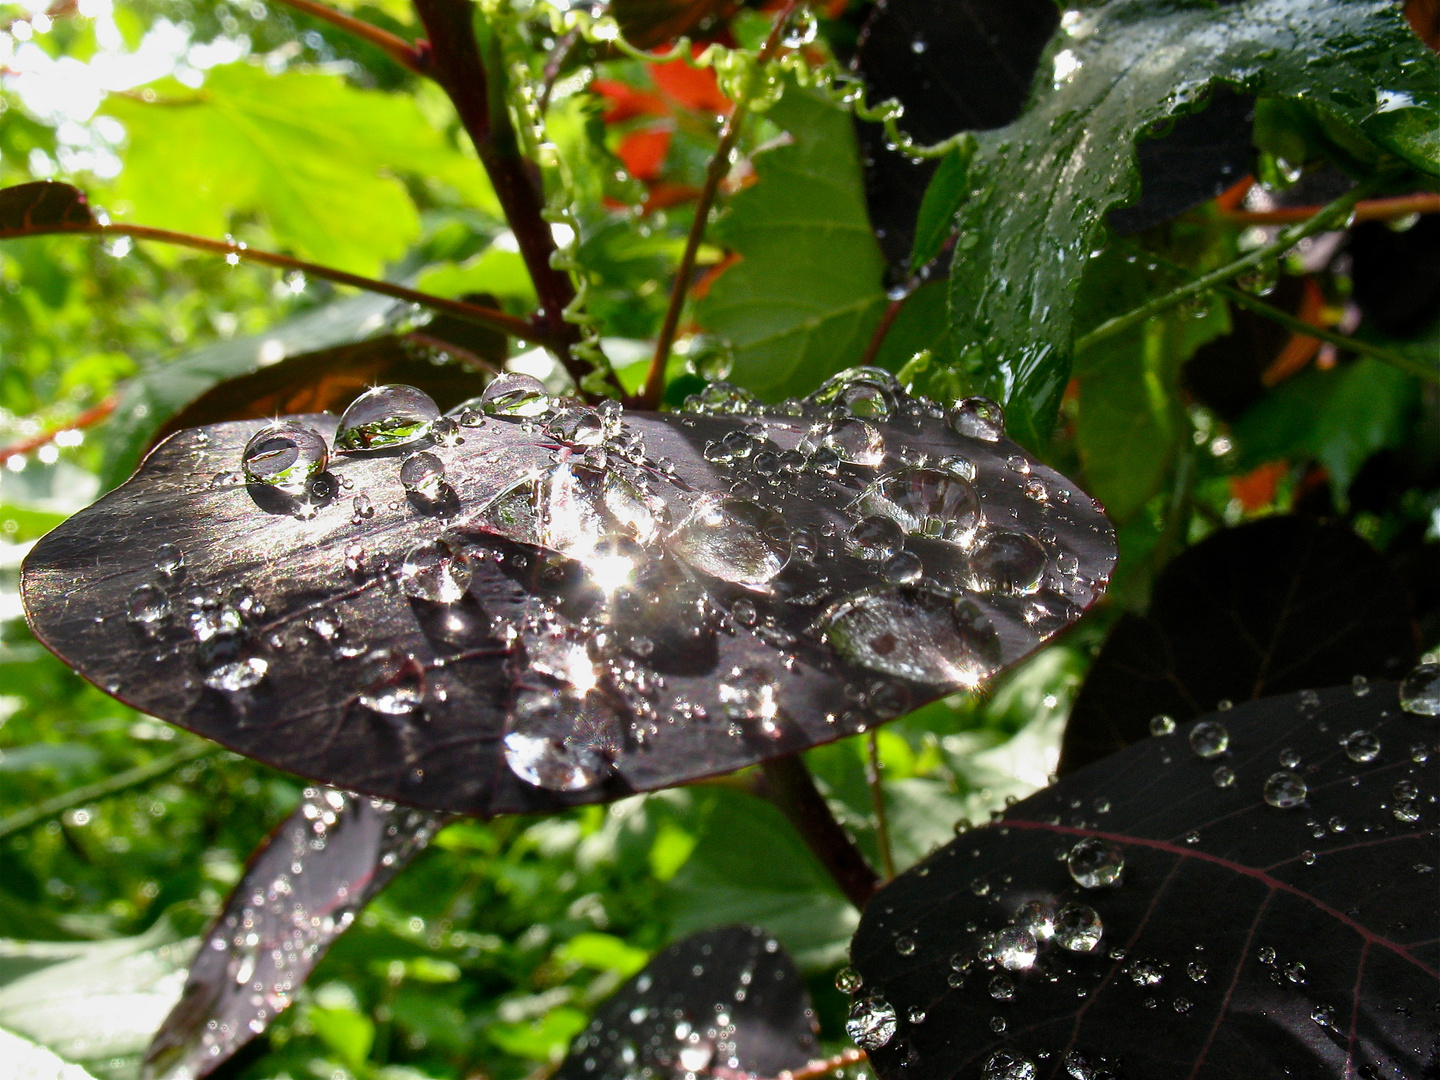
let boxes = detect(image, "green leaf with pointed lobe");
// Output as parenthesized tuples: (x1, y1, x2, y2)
(695, 83, 889, 399)
(940, 0, 1440, 447)
(100, 63, 500, 275)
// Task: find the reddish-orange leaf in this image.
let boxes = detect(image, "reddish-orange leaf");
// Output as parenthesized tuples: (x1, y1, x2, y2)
(617, 127, 673, 181)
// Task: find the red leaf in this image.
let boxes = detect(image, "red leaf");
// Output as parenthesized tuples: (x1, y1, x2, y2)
(649, 55, 731, 115)
(617, 127, 673, 181)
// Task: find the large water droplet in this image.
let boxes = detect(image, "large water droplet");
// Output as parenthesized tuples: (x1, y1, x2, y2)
(951, 397, 1005, 442)
(808, 366, 903, 417)
(1400, 663, 1440, 716)
(666, 497, 790, 586)
(127, 584, 170, 625)
(825, 588, 999, 689)
(857, 468, 981, 543)
(994, 927, 1037, 971)
(822, 417, 885, 466)
(399, 452, 446, 502)
(479, 372, 550, 417)
(241, 423, 329, 489)
(847, 516, 904, 561)
(357, 649, 425, 715)
(1015, 901, 1055, 942)
(1342, 729, 1380, 763)
(1053, 904, 1103, 952)
(155, 543, 184, 580)
(981, 1049, 1035, 1080)
(835, 967, 863, 994)
(335, 385, 440, 451)
(503, 687, 622, 792)
(1189, 720, 1228, 758)
(1263, 770, 1307, 809)
(205, 657, 268, 692)
(546, 405, 605, 445)
(1149, 713, 1176, 736)
(1067, 837, 1124, 888)
(400, 539, 473, 603)
(845, 996, 897, 1050)
(969, 530, 1046, 595)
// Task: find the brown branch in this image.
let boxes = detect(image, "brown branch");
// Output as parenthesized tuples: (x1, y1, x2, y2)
(0, 397, 115, 464)
(411, 0, 607, 392)
(759, 754, 880, 910)
(1217, 191, 1440, 227)
(712, 1050, 868, 1080)
(860, 283, 916, 368)
(639, 0, 801, 408)
(274, 0, 429, 72)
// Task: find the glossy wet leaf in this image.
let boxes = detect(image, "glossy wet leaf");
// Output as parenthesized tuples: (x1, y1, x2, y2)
(1062, 517, 1418, 774)
(0, 181, 95, 239)
(22, 372, 1114, 815)
(696, 84, 889, 399)
(849, 683, 1440, 1079)
(143, 787, 444, 1080)
(941, 0, 1440, 446)
(554, 925, 820, 1080)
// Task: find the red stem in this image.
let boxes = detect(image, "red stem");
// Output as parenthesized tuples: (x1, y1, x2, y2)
(1217, 191, 1440, 226)
(0, 397, 116, 464)
(759, 755, 880, 910)
(274, 0, 429, 72)
(639, 0, 802, 409)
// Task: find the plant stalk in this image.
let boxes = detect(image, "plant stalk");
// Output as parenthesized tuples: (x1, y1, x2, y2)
(275, 0, 428, 72)
(759, 754, 879, 910)
(107, 224, 541, 340)
(1076, 181, 1375, 355)
(0, 742, 214, 841)
(865, 731, 896, 880)
(640, 0, 801, 408)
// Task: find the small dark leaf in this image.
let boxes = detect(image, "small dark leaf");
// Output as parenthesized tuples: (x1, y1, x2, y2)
(22, 372, 1114, 815)
(555, 925, 820, 1080)
(0, 181, 95, 238)
(1349, 214, 1440, 338)
(849, 684, 1440, 1080)
(143, 787, 445, 1080)
(611, 0, 731, 51)
(1062, 517, 1418, 774)
(150, 332, 503, 450)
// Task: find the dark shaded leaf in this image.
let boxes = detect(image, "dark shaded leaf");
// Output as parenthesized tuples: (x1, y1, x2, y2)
(22, 372, 1114, 816)
(144, 787, 444, 1080)
(908, 145, 968, 275)
(1061, 517, 1418, 774)
(1349, 214, 1440, 338)
(611, 0, 731, 51)
(1106, 86, 1256, 236)
(849, 683, 1440, 1080)
(555, 925, 820, 1080)
(0, 182, 95, 239)
(942, 0, 1439, 447)
(850, 0, 1057, 271)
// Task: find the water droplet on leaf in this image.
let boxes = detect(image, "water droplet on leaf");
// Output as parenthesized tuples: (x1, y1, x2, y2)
(1189, 720, 1229, 758)
(335, 385, 440, 451)
(241, 423, 329, 489)
(1263, 770, 1307, 809)
(1067, 837, 1124, 888)
(479, 372, 551, 417)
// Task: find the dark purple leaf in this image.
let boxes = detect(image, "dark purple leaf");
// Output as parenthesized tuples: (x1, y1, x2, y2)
(1061, 517, 1418, 774)
(0, 181, 95, 238)
(21, 371, 1114, 815)
(1348, 213, 1440, 338)
(610, 0, 731, 50)
(555, 925, 820, 1080)
(848, 683, 1440, 1080)
(143, 787, 445, 1080)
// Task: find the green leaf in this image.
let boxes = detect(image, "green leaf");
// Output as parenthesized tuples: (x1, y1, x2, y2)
(1235, 355, 1421, 504)
(696, 83, 889, 399)
(663, 789, 856, 971)
(308, 1003, 376, 1069)
(1072, 245, 1230, 522)
(0, 1025, 103, 1080)
(100, 63, 499, 275)
(0, 918, 196, 1068)
(554, 932, 650, 977)
(909, 143, 972, 273)
(943, 0, 1440, 447)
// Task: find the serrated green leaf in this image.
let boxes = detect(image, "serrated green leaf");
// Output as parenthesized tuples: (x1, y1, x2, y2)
(696, 83, 888, 399)
(942, 0, 1440, 447)
(100, 63, 499, 275)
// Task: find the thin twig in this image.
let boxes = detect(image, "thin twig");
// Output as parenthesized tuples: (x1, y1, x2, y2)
(107, 224, 544, 342)
(1121, 241, 1440, 385)
(274, 0, 428, 72)
(758, 754, 879, 910)
(640, 0, 801, 408)
(1076, 180, 1376, 355)
(865, 730, 895, 880)
(0, 742, 215, 841)
(860, 282, 917, 368)
(712, 1049, 868, 1080)
(538, 28, 581, 114)
(0, 397, 115, 464)
(1217, 191, 1439, 227)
